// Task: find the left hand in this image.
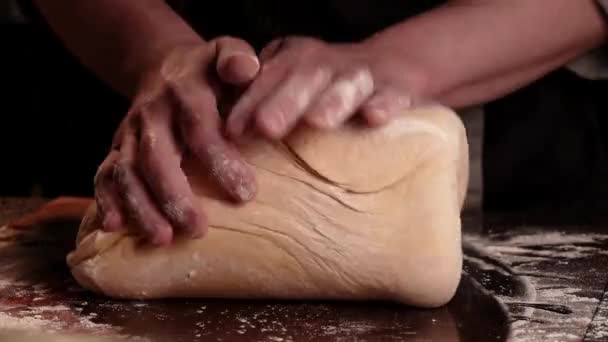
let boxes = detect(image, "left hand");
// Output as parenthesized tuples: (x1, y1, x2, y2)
(226, 36, 426, 140)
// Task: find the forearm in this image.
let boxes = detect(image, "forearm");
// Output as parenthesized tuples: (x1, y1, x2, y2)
(367, 0, 608, 108)
(33, 0, 204, 97)
(438, 48, 572, 108)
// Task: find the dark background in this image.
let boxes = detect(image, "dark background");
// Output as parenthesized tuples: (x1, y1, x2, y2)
(0, 1, 127, 196)
(2, 1, 608, 216)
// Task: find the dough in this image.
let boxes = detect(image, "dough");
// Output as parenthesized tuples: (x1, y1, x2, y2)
(67, 105, 469, 308)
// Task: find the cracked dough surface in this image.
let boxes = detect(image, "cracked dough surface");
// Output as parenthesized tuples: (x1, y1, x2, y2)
(67, 105, 469, 308)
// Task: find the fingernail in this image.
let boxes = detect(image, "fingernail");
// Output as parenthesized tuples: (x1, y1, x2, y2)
(238, 53, 260, 74)
(229, 52, 259, 67)
(189, 225, 207, 239)
(366, 109, 389, 126)
(151, 226, 173, 246)
(208, 145, 257, 202)
(223, 53, 260, 83)
(260, 113, 285, 138)
(235, 181, 256, 201)
(229, 162, 257, 202)
(309, 112, 338, 129)
(229, 171, 256, 202)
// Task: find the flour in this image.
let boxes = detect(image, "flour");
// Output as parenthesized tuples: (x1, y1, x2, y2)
(583, 286, 608, 340)
(500, 231, 608, 246)
(467, 230, 608, 265)
(0, 312, 59, 331)
(319, 322, 376, 336)
(545, 332, 580, 340)
(382, 117, 449, 142)
(540, 288, 600, 303)
(0, 306, 114, 336)
(466, 228, 608, 342)
(266, 337, 285, 342)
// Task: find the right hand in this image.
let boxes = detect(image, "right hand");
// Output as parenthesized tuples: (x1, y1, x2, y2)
(93, 37, 260, 245)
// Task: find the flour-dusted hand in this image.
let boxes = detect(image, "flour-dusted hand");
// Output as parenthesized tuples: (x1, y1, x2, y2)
(94, 37, 260, 245)
(226, 36, 426, 140)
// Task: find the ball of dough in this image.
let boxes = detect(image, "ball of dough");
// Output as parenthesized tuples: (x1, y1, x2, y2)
(67, 104, 469, 308)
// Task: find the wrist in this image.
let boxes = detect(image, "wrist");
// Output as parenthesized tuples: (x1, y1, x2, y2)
(359, 35, 434, 105)
(123, 36, 207, 97)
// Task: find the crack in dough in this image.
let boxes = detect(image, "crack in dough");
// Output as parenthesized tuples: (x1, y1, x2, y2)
(67, 104, 469, 308)
(252, 164, 367, 213)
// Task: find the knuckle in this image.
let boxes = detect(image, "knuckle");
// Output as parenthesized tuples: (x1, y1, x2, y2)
(126, 111, 144, 132)
(162, 78, 188, 100)
(337, 66, 375, 97)
(138, 129, 158, 156)
(127, 102, 145, 116)
(94, 195, 106, 215)
(93, 163, 108, 185)
(93, 168, 108, 188)
(94, 154, 117, 187)
(163, 76, 182, 91)
(111, 158, 134, 189)
(135, 102, 155, 117)
(294, 38, 324, 55)
(130, 99, 157, 119)
(310, 65, 333, 86)
(352, 65, 374, 84)
(341, 65, 372, 84)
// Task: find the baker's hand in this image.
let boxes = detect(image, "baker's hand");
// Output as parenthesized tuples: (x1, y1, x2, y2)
(226, 36, 424, 139)
(94, 37, 260, 245)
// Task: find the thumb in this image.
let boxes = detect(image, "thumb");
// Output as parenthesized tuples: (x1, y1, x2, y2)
(214, 36, 260, 85)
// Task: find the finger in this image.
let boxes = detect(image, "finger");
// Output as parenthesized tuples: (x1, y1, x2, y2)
(94, 150, 125, 232)
(113, 131, 173, 245)
(259, 38, 285, 62)
(305, 67, 374, 129)
(253, 66, 333, 139)
(215, 36, 260, 85)
(137, 101, 206, 238)
(359, 88, 413, 127)
(170, 81, 257, 202)
(225, 61, 290, 139)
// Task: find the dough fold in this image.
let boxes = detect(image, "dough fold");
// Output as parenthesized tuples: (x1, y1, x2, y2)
(67, 105, 469, 308)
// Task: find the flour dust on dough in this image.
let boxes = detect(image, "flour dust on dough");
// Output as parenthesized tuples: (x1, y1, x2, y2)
(67, 105, 469, 308)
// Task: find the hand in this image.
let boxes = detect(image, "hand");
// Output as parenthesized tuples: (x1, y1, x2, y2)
(226, 36, 425, 140)
(93, 37, 260, 245)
